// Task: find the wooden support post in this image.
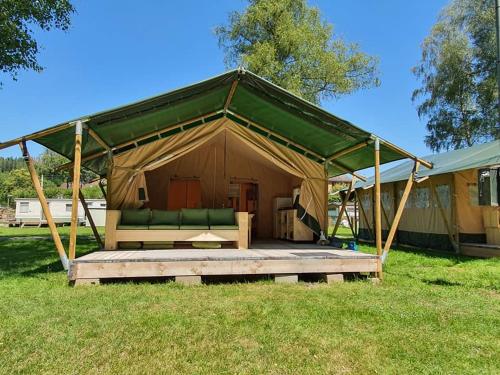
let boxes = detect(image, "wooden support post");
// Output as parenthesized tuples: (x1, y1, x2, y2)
(431, 183, 460, 253)
(381, 202, 391, 231)
(79, 190, 103, 249)
(345, 209, 356, 238)
(175, 276, 202, 285)
(275, 274, 298, 283)
(19, 141, 69, 270)
(331, 177, 356, 237)
(374, 138, 383, 279)
(98, 180, 107, 200)
(382, 161, 420, 262)
(357, 190, 374, 241)
(69, 121, 83, 260)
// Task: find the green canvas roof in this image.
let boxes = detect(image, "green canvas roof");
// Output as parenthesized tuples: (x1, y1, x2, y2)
(355, 140, 500, 188)
(0, 69, 430, 176)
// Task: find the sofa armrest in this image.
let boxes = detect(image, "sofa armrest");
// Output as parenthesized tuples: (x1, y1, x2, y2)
(235, 212, 249, 249)
(105, 210, 121, 250)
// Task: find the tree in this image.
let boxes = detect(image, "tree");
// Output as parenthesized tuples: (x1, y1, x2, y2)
(0, 169, 35, 204)
(36, 149, 98, 187)
(0, 0, 75, 84)
(412, 0, 498, 152)
(215, 0, 379, 104)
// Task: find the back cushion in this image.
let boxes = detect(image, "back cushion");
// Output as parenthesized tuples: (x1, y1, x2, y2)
(151, 210, 179, 225)
(181, 208, 208, 226)
(121, 209, 151, 225)
(208, 208, 235, 226)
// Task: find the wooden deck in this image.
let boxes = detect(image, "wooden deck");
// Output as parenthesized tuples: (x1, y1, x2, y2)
(69, 241, 378, 285)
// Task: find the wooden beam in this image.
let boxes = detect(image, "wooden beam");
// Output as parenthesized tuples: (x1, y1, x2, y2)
(327, 160, 367, 182)
(69, 121, 83, 260)
(79, 190, 103, 249)
(374, 138, 383, 279)
(19, 140, 69, 270)
(380, 139, 433, 169)
(382, 161, 420, 261)
(226, 110, 325, 161)
(58, 111, 224, 170)
(98, 180, 107, 200)
(331, 177, 356, 237)
(381, 201, 391, 230)
(1, 123, 74, 151)
(325, 141, 370, 163)
(87, 127, 110, 151)
(356, 190, 374, 240)
(224, 80, 239, 111)
(431, 183, 460, 253)
(345, 209, 356, 238)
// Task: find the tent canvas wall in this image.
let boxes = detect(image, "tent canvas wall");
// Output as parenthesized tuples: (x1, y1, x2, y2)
(356, 140, 500, 252)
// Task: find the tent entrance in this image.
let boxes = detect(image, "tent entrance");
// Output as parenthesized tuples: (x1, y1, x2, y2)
(143, 129, 302, 239)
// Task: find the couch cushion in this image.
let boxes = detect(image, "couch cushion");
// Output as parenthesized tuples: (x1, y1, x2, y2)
(210, 225, 239, 230)
(121, 209, 151, 225)
(117, 225, 149, 230)
(118, 241, 142, 249)
(208, 208, 235, 226)
(181, 208, 208, 226)
(180, 225, 209, 230)
(149, 224, 179, 230)
(150, 210, 179, 225)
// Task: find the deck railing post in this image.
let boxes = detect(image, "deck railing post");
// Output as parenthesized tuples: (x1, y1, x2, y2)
(69, 120, 83, 260)
(19, 140, 69, 270)
(374, 138, 383, 279)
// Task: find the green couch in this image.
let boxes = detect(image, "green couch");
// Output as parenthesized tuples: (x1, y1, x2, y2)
(112, 208, 242, 250)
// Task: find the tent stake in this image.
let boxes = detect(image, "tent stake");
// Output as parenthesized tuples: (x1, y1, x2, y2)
(69, 121, 83, 260)
(374, 138, 383, 279)
(381, 161, 420, 262)
(19, 140, 69, 270)
(79, 190, 103, 249)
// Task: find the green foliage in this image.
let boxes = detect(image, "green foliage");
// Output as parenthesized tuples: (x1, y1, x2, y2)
(216, 0, 379, 104)
(412, 0, 498, 152)
(0, 157, 24, 172)
(36, 149, 70, 187)
(0, 148, 102, 205)
(0, 0, 75, 83)
(0, 169, 35, 203)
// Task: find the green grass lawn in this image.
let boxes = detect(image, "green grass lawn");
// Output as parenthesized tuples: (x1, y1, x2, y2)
(0, 227, 499, 374)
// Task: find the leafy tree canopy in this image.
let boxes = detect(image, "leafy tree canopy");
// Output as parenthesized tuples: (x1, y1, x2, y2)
(215, 0, 379, 104)
(412, 0, 498, 152)
(0, 0, 75, 84)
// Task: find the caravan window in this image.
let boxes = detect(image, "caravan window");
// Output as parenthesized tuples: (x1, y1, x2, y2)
(65, 203, 72, 212)
(19, 202, 29, 213)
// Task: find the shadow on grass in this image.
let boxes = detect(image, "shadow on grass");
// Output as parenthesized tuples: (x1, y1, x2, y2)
(0, 237, 99, 277)
(423, 278, 463, 287)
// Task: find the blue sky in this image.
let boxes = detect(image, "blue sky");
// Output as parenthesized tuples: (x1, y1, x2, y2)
(0, 0, 448, 158)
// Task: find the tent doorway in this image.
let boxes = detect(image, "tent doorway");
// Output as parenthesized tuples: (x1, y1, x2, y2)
(144, 129, 303, 239)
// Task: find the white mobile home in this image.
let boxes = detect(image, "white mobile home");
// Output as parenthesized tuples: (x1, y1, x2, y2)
(14, 198, 107, 227)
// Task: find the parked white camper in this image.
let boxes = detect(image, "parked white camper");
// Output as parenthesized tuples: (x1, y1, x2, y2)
(14, 198, 106, 227)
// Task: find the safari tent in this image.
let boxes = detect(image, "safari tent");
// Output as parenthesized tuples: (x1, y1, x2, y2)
(354, 140, 500, 257)
(0, 69, 432, 283)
